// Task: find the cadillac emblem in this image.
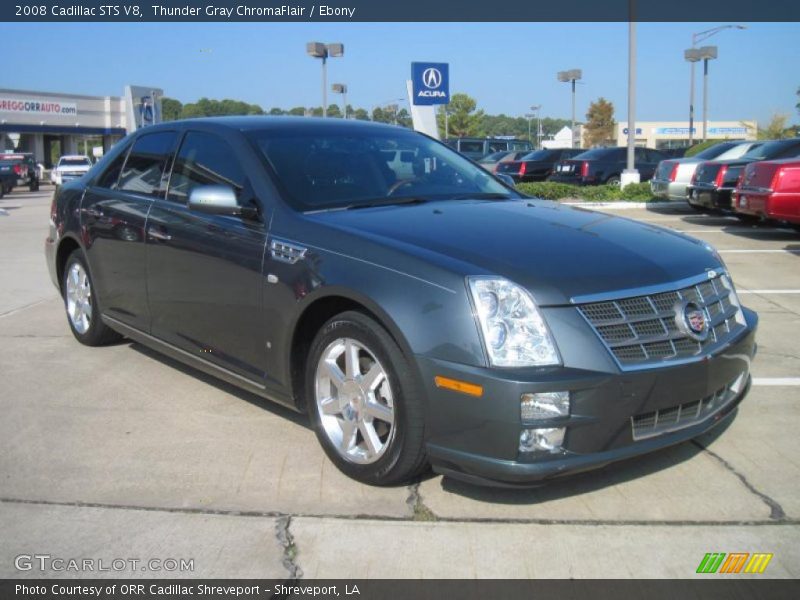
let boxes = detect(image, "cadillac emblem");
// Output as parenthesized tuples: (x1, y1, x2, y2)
(675, 301, 709, 342)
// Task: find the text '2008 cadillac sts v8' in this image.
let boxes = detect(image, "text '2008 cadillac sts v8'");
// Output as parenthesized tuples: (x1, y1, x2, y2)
(45, 117, 757, 487)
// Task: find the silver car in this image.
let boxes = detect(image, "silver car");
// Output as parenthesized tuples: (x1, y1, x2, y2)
(651, 141, 762, 201)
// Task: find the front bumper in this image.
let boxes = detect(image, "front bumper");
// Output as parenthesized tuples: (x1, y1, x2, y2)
(687, 183, 734, 210)
(417, 307, 757, 487)
(651, 178, 688, 202)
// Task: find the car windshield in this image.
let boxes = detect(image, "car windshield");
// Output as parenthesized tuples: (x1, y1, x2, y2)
(695, 142, 739, 160)
(520, 150, 559, 161)
(247, 128, 517, 211)
(60, 158, 92, 167)
(741, 140, 800, 161)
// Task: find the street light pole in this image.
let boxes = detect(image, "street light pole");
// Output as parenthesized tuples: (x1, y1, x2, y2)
(625, 20, 637, 178)
(700, 47, 718, 141)
(530, 104, 541, 148)
(557, 70, 582, 148)
(686, 25, 745, 145)
(306, 42, 344, 118)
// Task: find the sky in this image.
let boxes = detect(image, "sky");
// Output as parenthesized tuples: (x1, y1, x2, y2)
(5, 21, 799, 127)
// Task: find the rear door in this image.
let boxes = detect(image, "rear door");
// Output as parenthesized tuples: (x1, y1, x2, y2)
(146, 129, 269, 381)
(81, 131, 178, 331)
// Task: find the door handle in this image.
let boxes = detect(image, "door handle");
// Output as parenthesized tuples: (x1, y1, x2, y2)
(147, 227, 172, 241)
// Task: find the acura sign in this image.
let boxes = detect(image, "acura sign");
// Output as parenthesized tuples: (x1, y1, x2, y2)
(411, 62, 449, 106)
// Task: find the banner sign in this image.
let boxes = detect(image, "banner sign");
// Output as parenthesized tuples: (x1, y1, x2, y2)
(0, 98, 77, 116)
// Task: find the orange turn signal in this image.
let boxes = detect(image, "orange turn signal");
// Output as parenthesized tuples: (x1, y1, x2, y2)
(434, 376, 483, 397)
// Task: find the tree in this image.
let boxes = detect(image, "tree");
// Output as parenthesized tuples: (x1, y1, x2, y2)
(326, 104, 342, 118)
(269, 107, 285, 115)
(396, 108, 412, 128)
(759, 113, 791, 140)
(161, 97, 183, 121)
(351, 108, 370, 121)
(287, 106, 306, 116)
(583, 98, 616, 147)
(439, 93, 484, 137)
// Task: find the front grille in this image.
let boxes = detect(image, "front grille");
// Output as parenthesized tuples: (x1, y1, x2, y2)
(578, 274, 746, 370)
(631, 373, 746, 440)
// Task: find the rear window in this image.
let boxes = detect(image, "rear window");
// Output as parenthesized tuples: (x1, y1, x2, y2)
(521, 150, 560, 161)
(59, 157, 92, 167)
(695, 142, 739, 160)
(458, 141, 484, 153)
(742, 140, 800, 161)
(574, 148, 624, 160)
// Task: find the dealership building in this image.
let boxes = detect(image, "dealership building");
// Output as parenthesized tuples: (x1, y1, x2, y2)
(614, 120, 758, 150)
(0, 85, 163, 167)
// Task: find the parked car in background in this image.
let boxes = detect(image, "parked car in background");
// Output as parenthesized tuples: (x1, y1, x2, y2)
(477, 150, 529, 172)
(549, 147, 667, 186)
(0, 153, 39, 195)
(495, 148, 584, 182)
(651, 141, 762, 202)
(51, 155, 93, 187)
(46, 116, 756, 487)
(733, 159, 800, 227)
(687, 139, 800, 212)
(446, 137, 533, 160)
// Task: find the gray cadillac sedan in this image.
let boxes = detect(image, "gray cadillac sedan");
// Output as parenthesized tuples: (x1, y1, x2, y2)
(45, 117, 757, 487)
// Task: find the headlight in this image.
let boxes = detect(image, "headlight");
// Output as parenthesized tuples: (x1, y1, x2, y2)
(468, 277, 560, 367)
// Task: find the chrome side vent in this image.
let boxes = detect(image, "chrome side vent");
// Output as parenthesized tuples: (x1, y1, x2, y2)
(270, 238, 307, 264)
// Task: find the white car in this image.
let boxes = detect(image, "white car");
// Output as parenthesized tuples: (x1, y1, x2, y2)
(51, 155, 93, 187)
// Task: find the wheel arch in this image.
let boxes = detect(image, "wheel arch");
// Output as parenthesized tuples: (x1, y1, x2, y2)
(54, 234, 84, 295)
(287, 288, 418, 412)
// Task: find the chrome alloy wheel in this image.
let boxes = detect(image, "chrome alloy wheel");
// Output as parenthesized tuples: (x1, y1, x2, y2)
(65, 262, 92, 334)
(314, 338, 396, 464)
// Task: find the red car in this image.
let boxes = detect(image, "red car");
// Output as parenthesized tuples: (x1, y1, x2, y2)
(733, 159, 800, 227)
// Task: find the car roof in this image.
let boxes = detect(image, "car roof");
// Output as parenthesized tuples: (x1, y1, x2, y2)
(139, 116, 410, 135)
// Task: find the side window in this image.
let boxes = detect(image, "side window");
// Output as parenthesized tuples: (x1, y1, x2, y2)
(458, 141, 484, 154)
(95, 144, 131, 189)
(634, 147, 647, 161)
(167, 131, 247, 204)
(487, 141, 507, 153)
(117, 131, 178, 197)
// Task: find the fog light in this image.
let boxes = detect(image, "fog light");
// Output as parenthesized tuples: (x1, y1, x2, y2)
(521, 391, 569, 420)
(519, 427, 565, 453)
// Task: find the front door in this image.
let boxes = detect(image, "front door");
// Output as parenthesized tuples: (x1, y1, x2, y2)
(145, 130, 269, 381)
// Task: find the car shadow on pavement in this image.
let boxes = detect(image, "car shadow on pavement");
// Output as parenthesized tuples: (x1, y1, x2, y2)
(439, 411, 735, 504)
(128, 341, 312, 430)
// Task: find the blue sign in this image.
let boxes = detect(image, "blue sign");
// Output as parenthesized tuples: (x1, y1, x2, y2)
(411, 62, 449, 106)
(654, 127, 696, 135)
(623, 128, 643, 135)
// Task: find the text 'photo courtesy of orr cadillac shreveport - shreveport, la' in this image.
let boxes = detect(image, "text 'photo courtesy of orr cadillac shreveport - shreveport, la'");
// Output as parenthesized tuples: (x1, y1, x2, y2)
(45, 116, 757, 487)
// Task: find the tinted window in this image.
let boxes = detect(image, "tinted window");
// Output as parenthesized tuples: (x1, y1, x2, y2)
(458, 141, 484, 153)
(695, 141, 739, 160)
(521, 150, 560, 161)
(741, 140, 800, 161)
(117, 131, 177, 197)
(508, 141, 532, 151)
(480, 151, 510, 162)
(168, 132, 247, 203)
(60, 157, 92, 167)
(95, 144, 131, 189)
(487, 141, 507, 153)
(248, 128, 514, 211)
(575, 148, 625, 160)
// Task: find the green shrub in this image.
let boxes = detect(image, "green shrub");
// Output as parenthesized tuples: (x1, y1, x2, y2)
(515, 181, 659, 202)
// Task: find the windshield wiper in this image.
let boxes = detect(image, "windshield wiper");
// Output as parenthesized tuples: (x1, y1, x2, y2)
(344, 197, 429, 210)
(447, 193, 514, 200)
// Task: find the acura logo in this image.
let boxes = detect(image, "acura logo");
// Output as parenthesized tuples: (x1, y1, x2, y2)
(422, 68, 442, 89)
(674, 300, 709, 342)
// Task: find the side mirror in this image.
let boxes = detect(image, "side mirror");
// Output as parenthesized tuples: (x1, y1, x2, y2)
(495, 173, 516, 187)
(188, 184, 258, 220)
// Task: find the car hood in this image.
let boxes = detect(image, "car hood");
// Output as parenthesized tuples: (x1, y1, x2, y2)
(308, 199, 721, 306)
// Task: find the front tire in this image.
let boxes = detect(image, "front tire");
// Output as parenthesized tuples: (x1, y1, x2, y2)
(62, 250, 122, 346)
(306, 311, 428, 486)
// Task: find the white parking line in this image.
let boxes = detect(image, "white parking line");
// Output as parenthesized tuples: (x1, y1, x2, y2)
(752, 378, 800, 386)
(739, 290, 800, 294)
(719, 249, 800, 254)
(676, 228, 796, 234)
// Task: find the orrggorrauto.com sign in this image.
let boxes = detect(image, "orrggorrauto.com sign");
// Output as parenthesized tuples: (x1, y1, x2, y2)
(0, 98, 78, 116)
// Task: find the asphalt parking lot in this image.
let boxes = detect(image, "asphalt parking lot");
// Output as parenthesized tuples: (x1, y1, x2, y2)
(1, 188, 798, 579)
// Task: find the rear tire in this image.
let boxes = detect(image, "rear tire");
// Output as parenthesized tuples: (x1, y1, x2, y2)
(305, 311, 428, 486)
(606, 175, 621, 186)
(62, 249, 123, 346)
